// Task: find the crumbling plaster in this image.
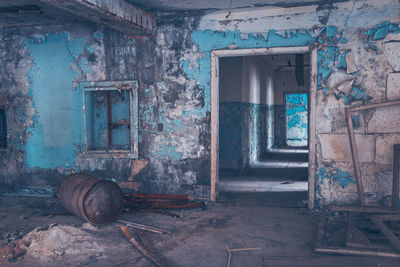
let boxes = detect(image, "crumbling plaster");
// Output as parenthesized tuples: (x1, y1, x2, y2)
(178, 0, 400, 206)
(0, 0, 400, 207)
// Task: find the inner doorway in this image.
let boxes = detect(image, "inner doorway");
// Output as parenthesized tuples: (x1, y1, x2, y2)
(285, 92, 308, 147)
(210, 47, 317, 208)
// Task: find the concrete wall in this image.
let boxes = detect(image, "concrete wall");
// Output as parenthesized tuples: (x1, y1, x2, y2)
(0, 23, 210, 198)
(1, 0, 400, 207)
(219, 56, 268, 169)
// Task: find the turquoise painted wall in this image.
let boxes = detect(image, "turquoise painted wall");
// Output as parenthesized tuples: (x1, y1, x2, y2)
(24, 32, 89, 170)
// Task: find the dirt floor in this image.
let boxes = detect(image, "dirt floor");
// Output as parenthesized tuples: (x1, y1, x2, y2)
(0, 192, 399, 266)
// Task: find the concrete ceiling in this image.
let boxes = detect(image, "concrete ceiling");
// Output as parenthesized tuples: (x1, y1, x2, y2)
(125, 0, 348, 13)
(0, 0, 85, 27)
(0, 0, 155, 35)
(0, 0, 347, 30)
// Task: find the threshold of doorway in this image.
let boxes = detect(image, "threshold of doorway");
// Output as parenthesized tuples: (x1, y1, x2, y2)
(219, 180, 308, 192)
(267, 147, 309, 154)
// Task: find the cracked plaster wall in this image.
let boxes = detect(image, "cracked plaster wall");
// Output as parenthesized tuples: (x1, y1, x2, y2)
(1, 0, 400, 206)
(177, 0, 400, 206)
(0, 21, 210, 199)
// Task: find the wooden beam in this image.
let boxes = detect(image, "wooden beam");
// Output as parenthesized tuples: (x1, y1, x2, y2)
(210, 51, 219, 202)
(345, 108, 365, 205)
(326, 205, 400, 213)
(308, 48, 318, 210)
(393, 144, 400, 209)
(345, 99, 400, 207)
(370, 215, 400, 252)
(315, 246, 400, 258)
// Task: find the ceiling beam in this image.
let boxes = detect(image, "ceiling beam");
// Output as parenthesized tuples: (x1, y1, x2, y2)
(40, 0, 155, 35)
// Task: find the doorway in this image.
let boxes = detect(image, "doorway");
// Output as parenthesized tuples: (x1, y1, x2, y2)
(285, 92, 308, 147)
(210, 47, 317, 209)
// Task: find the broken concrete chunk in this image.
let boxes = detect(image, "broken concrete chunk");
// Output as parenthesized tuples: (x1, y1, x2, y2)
(54, 249, 64, 256)
(336, 79, 355, 95)
(129, 159, 149, 180)
(384, 42, 400, 71)
(345, 52, 358, 73)
(23, 225, 104, 262)
(387, 73, 400, 101)
(326, 70, 354, 89)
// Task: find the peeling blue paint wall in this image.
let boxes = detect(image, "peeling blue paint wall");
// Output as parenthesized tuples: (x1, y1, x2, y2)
(24, 32, 88, 170)
(219, 102, 243, 169)
(1, 2, 400, 206)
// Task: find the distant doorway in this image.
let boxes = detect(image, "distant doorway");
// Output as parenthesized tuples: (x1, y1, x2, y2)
(285, 93, 308, 147)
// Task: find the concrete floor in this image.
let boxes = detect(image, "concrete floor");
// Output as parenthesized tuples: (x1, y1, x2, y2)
(0, 194, 399, 266)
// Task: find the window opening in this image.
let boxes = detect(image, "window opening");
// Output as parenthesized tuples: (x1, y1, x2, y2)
(81, 81, 138, 156)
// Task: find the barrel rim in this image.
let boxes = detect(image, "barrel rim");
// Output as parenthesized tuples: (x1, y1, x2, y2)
(82, 180, 124, 225)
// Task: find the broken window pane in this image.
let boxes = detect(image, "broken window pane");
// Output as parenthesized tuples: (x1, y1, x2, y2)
(85, 90, 130, 151)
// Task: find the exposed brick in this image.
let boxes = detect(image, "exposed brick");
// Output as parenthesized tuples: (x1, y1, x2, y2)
(387, 73, 400, 101)
(319, 134, 375, 162)
(375, 134, 400, 165)
(384, 42, 400, 72)
(368, 105, 400, 133)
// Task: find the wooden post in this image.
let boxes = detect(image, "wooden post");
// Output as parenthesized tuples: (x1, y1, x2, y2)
(393, 144, 400, 209)
(345, 108, 365, 205)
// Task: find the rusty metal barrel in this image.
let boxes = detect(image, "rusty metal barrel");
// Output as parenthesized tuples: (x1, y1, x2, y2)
(57, 173, 123, 225)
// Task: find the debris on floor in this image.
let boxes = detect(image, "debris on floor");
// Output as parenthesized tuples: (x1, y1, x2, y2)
(0, 223, 106, 263)
(226, 246, 262, 267)
(123, 193, 205, 214)
(120, 225, 166, 267)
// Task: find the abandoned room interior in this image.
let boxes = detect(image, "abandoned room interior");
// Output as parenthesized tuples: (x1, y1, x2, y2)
(1, 0, 400, 266)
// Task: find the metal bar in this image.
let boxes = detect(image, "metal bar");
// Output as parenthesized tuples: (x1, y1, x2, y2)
(106, 90, 112, 147)
(125, 193, 189, 200)
(345, 108, 365, 205)
(131, 85, 139, 157)
(393, 144, 400, 209)
(315, 245, 400, 258)
(118, 219, 171, 234)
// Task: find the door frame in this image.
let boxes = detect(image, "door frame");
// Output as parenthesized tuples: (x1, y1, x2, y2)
(210, 47, 318, 209)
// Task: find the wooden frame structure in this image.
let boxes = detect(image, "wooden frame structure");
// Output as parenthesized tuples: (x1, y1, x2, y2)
(210, 47, 318, 207)
(345, 99, 400, 206)
(315, 205, 400, 258)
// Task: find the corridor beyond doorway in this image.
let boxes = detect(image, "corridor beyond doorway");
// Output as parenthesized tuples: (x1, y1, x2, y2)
(218, 52, 311, 205)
